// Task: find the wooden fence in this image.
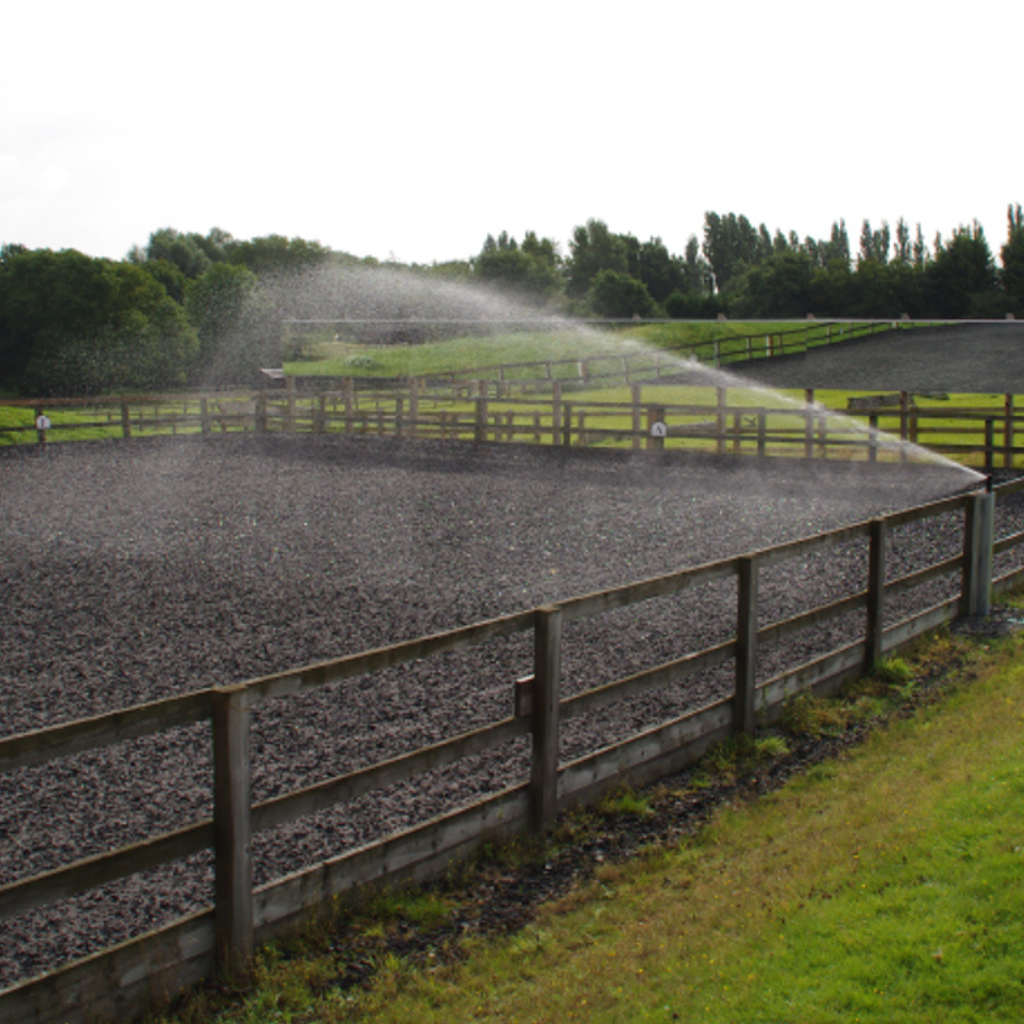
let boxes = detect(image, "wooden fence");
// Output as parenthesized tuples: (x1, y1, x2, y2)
(2, 470, 1022, 1023)
(4, 383, 1023, 470)
(427, 318, 895, 390)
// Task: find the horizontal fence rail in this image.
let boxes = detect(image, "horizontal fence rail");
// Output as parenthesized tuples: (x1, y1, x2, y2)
(4, 366, 1021, 470)
(5, 386, 1024, 471)
(4, 471, 1024, 1023)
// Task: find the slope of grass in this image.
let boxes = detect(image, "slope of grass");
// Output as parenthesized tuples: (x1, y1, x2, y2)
(151, 625, 1024, 1024)
(282, 321, 862, 379)
(346, 637, 1024, 1024)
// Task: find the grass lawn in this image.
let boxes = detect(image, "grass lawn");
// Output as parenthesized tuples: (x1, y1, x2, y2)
(152, 622, 1024, 1024)
(281, 321, 889, 379)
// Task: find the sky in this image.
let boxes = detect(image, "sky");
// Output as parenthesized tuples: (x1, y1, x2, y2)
(3, 1, 1021, 268)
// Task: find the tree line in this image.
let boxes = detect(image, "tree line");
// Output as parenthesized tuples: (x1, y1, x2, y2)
(0, 230, 337, 395)
(467, 207, 1024, 322)
(1, 208, 1023, 396)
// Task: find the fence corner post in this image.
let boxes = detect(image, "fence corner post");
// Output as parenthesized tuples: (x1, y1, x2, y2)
(212, 684, 254, 980)
(865, 518, 887, 669)
(530, 606, 562, 834)
(734, 556, 758, 737)
(963, 486, 994, 617)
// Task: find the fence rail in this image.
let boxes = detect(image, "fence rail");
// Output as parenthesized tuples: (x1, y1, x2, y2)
(4, 382, 1024, 470)
(2, 471, 1022, 1023)
(429, 318, 894, 388)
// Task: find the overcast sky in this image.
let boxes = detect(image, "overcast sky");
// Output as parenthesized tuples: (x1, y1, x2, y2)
(3, 1, 1020, 267)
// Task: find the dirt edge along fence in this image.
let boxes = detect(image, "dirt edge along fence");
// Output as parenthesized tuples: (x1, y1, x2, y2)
(5, 381, 1024, 471)
(2, 471, 1022, 1024)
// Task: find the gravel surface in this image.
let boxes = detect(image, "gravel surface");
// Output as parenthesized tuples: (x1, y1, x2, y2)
(730, 321, 1024, 392)
(0, 427, 1015, 988)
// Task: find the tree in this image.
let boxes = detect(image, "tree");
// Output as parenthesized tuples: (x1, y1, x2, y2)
(142, 227, 214, 279)
(472, 231, 562, 305)
(0, 248, 198, 394)
(664, 289, 723, 319)
(588, 270, 655, 319)
(729, 251, 814, 318)
(1000, 203, 1024, 315)
(913, 224, 928, 268)
(858, 219, 891, 266)
(137, 258, 188, 304)
(227, 234, 331, 278)
(894, 218, 912, 265)
(617, 234, 686, 305)
(809, 260, 855, 317)
(521, 230, 559, 265)
(682, 235, 713, 294)
(822, 220, 850, 267)
(924, 222, 999, 318)
(702, 212, 759, 293)
(566, 219, 628, 299)
(185, 263, 278, 383)
(845, 259, 901, 317)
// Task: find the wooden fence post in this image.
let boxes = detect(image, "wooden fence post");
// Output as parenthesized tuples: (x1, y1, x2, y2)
(314, 393, 327, 435)
(734, 556, 758, 736)
(984, 418, 995, 474)
(561, 402, 573, 447)
(646, 405, 665, 451)
(1005, 394, 1014, 469)
(530, 606, 562, 834)
(409, 378, 420, 439)
(343, 377, 355, 434)
(716, 387, 727, 455)
(211, 684, 253, 979)
(551, 381, 562, 446)
(34, 404, 48, 445)
(200, 398, 211, 436)
(121, 401, 132, 440)
(255, 392, 268, 434)
(285, 378, 297, 433)
(474, 398, 488, 443)
(865, 518, 887, 669)
(631, 384, 642, 450)
(962, 487, 994, 617)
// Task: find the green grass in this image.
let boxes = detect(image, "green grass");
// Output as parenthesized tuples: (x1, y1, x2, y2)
(149, 627, 1024, 1024)
(283, 320, 886, 380)
(283, 329, 621, 378)
(8, 320, 1005, 466)
(0, 395, 259, 446)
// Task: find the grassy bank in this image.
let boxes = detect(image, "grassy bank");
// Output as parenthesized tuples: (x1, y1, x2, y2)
(151, 622, 1024, 1024)
(281, 320, 878, 379)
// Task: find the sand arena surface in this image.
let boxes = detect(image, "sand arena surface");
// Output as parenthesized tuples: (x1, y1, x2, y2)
(0, 428, 1003, 984)
(731, 321, 1024, 393)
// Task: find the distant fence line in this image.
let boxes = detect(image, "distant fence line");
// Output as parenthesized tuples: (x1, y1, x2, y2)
(2, 469, 1023, 1023)
(429, 318, 896, 388)
(284, 316, 901, 373)
(3, 380, 1023, 471)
